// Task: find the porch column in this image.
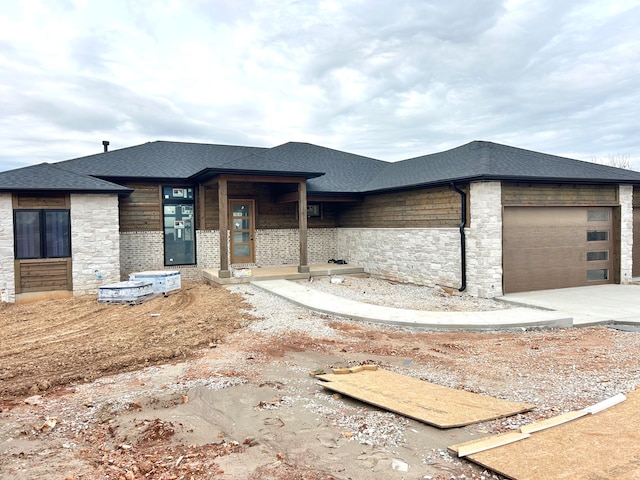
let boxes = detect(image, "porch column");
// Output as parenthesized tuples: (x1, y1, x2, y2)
(218, 178, 231, 278)
(298, 180, 309, 273)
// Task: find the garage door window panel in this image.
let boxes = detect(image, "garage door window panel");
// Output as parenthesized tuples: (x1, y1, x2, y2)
(587, 251, 609, 261)
(587, 230, 609, 242)
(587, 269, 609, 281)
(587, 210, 610, 222)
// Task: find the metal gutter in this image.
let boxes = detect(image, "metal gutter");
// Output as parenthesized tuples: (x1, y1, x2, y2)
(450, 182, 467, 292)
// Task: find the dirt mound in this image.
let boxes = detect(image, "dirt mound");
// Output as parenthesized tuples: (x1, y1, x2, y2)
(0, 282, 253, 405)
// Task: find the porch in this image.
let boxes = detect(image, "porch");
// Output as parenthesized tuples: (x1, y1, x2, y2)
(203, 262, 365, 285)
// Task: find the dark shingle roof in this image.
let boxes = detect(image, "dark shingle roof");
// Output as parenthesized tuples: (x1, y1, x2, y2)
(55, 140, 388, 193)
(0, 163, 132, 194)
(252, 142, 388, 193)
(5, 140, 640, 195)
(57, 141, 270, 179)
(362, 141, 640, 192)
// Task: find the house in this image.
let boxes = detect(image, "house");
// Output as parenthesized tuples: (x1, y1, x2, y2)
(1, 139, 640, 303)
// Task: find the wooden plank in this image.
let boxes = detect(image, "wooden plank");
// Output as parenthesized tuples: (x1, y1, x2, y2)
(13, 194, 69, 208)
(317, 368, 533, 429)
(456, 431, 530, 457)
(198, 183, 206, 230)
(502, 183, 617, 206)
(118, 183, 161, 232)
(220, 173, 307, 184)
(338, 186, 463, 228)
(448, 389, 640, 480)
(17, 258, 72, 292)
(519, 410, 587, 434)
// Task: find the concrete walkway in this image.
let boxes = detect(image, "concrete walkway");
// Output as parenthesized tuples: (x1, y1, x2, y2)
(251, 279, 572, 330)
(499, 284, 640, 327)
(251, 280, 640, 330)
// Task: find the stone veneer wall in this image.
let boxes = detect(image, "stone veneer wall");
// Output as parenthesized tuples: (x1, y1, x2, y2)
(336, 227, 461, 287)
(119, 228, 338, 279)
(465, 182, 503, 298)
(0, 194, 15, 302)
(335, 182, 504, 297)
(255, 228, 338, 265)
(71, 194, 121, 295)
(619, 185, 633, 283)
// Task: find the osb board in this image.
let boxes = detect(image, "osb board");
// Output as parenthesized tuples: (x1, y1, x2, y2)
(449, 389, 640, 480)
(316, 368, 533, 428)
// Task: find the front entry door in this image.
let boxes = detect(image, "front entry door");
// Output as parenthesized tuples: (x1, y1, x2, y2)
(230, 199, 255, 264)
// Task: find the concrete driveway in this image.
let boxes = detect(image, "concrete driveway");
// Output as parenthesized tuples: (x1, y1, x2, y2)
(498, 284, 640, 326)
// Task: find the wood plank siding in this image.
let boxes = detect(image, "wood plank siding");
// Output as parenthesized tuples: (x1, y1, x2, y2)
(13, 193, 70, 209)
(13, 194, 72, 294)
(502, 183, 618, 206)
(338, 186, 465, 228)
(14, 258, 72, 294)
(203, 182, 340, 230)
(118, 183, 162, 232)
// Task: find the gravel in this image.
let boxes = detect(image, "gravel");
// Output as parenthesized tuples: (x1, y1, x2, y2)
(226, 275, 640, 479)
(296, 276, 510, 311)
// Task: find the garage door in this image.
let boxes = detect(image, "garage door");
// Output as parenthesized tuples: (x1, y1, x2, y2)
(503, 207, 614, 294)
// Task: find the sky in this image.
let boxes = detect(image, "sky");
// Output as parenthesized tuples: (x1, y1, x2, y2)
(1, 0, 640, 172)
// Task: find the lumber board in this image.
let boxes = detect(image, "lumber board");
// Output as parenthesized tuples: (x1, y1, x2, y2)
(457, 431, 530, 457)
(519, 410, 588, 434)
(316, 368, 533, 428)
(448, 389, 640, 480)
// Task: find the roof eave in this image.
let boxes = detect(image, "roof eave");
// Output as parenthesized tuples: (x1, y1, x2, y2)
(189, 168, 325, 183)
(362, 174, 640, 194)
(0, 187, 133, 195)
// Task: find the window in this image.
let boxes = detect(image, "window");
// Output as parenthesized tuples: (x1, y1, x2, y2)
(587, 210, 610, 222)
(14, 210, 71, 259)
(162, 186, 195, 265)
(587, 230, 609, 241)
(587, 269, 609, 281)
(307, 203, 321, 217)
(587, 251, 609, 261)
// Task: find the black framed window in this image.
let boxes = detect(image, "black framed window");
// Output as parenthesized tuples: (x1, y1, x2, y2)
(162, 186, 196, 265)
(14, 209, 71, 259)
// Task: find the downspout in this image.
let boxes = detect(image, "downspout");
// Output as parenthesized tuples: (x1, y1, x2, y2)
(450, 183, 467, 292)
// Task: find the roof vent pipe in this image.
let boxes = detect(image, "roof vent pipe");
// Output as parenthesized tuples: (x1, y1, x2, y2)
(450, 182, 467, 292)
(102, 140, 110, 153)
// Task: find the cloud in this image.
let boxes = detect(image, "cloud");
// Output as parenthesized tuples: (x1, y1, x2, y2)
(0, 0, 639, 171)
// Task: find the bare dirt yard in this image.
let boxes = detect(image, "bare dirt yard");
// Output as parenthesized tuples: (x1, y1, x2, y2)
(1, 277, 639, 479)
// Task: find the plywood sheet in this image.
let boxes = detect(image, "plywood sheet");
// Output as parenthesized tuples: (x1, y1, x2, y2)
(449, 389, 640, 480)
(317, 368, 533, 428)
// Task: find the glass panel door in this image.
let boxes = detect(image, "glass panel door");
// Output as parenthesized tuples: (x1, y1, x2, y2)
(230, 200, 254, 264)
(162, 186, 196, 265)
